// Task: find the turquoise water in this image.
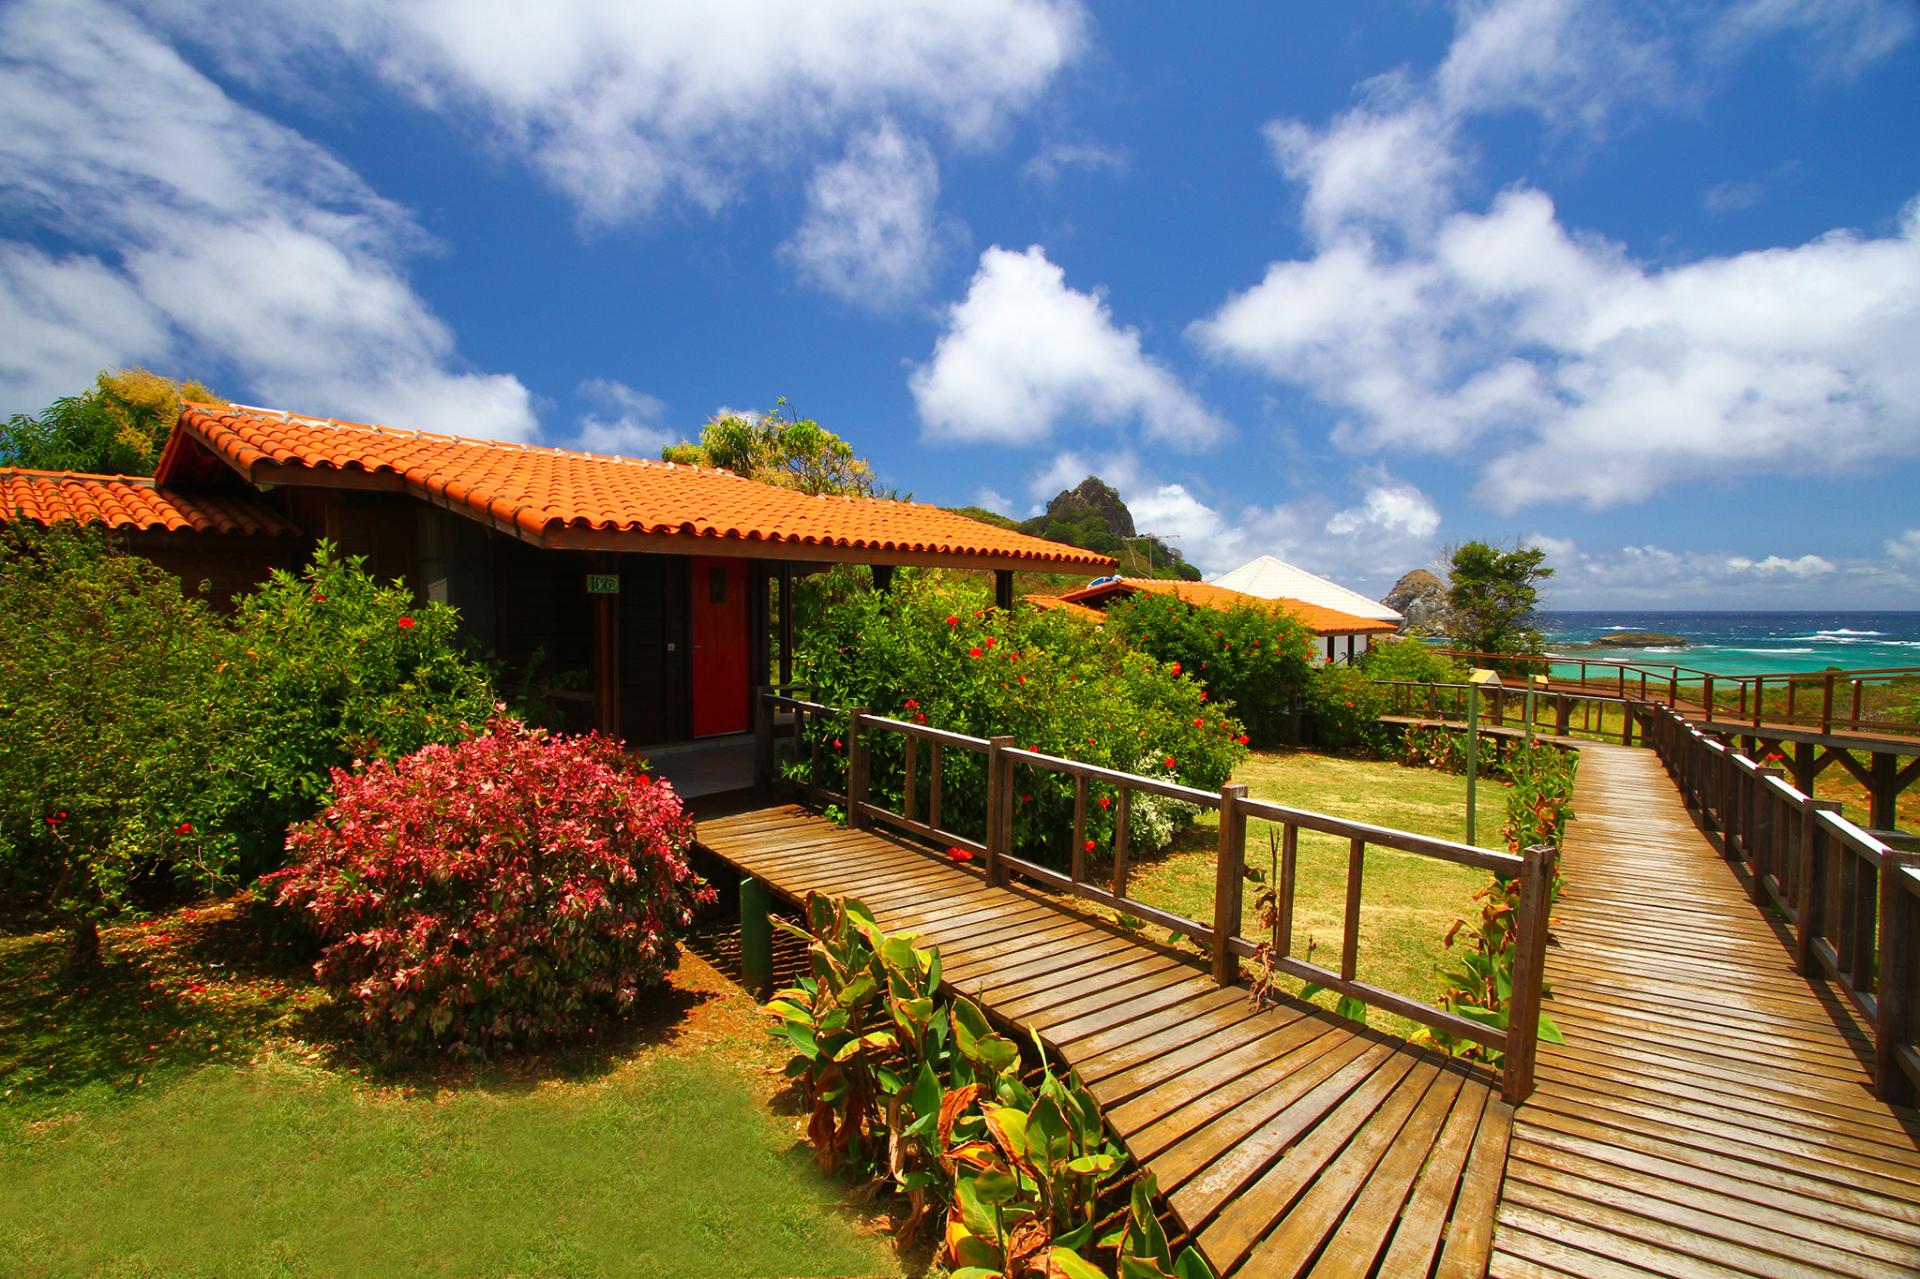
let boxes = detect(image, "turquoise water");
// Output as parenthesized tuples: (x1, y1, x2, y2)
(1535, 611, 1920, 677)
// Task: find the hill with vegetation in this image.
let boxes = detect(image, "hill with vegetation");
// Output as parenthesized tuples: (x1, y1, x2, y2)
(949, 476, 1202, 581)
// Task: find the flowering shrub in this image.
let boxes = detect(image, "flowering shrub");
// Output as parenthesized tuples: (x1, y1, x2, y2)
(212, 543, 499, 873)
(1303, 663, 1391, 754)
(794, 579, 1246, 869)
(1103, 590, 1313, 745)
(269, 719, 712, 1053)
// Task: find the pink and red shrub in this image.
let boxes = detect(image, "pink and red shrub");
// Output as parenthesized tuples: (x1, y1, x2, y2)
(269, 719, 713, 1053)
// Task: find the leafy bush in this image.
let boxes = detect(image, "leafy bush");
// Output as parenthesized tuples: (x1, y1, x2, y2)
(213, 543, 500, 872)
(1302, 663, 1391, 754)
(1103, 590, 1313, 745)
(794, 580, 1247, 869)
(768, 894, 1215, 1278)
(1430, 742, 1575, 1063)
(269, 719, 712, 1054)
(0, 527, 232, 964)
(1360, 636, 1466, 685)
(0, 367, 225, 476)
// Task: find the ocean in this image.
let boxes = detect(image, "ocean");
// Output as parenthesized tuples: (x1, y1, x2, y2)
(1534, 611, 1920, 677)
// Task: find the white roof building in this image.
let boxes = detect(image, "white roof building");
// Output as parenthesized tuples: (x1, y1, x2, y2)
(1209, 555, 1403, 625)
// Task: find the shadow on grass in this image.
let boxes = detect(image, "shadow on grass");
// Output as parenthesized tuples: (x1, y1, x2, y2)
(1, 897, 728, 1112)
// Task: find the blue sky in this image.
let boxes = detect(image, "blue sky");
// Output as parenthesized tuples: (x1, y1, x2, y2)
(3, 1, 1917, 609)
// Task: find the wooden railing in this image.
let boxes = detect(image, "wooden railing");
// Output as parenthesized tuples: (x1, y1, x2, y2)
(1374, 678, 1645, 745)
(1439, 649, 1920, 742)
(753, 685, 1558, 1102)
(1641, 703, 1920, 1104)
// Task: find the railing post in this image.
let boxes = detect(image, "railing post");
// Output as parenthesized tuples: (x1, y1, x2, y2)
(985, 734, 1014, 888)
(846, 706, 870, 829)
(753, 685, 774, 788)
(1503, 844, 1557, 1104)
(1796, 800, 1843, 974)
(740, 876, 773, 999)
(1212, 784, 1248, 985)
(1878, 853, 1919, 1104)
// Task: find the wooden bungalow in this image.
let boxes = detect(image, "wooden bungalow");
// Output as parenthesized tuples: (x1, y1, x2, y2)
(0, 402, 1113, 748)
(1048, 575, 1397, 665)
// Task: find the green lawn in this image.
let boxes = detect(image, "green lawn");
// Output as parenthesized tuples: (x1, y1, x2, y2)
(0, 903, 898, 1279)
(1123, 749, 1513, 1037)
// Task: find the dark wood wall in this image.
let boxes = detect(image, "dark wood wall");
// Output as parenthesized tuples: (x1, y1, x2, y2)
(620, 554, 691, 744)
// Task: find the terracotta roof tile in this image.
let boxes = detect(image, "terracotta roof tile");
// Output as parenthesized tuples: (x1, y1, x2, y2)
(159, 404, 1115, 569)
(1057, 576, 1397, 635)
(1022, 593, 1109, 623)
(0, 468, 301, 538)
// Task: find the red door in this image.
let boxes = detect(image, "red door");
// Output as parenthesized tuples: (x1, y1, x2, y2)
(689, 557, 749, 736)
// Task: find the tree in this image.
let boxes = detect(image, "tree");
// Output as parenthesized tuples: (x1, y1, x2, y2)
(1, 368, 227, 476)
(661, 398, 879, 497)
(1444, 541, 1553, 658)
(0, 526, 231, 967)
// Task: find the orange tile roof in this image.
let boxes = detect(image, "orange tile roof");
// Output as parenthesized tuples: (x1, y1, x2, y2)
(1057, 576, 1397, 635)
(158, 404, 1115, 570)
(0, 468, 301, 538)
(1022, 592, 1109, 624)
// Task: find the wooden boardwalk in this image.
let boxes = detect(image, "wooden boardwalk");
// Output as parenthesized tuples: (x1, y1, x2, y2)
(697, 798, 1513, 1279)
(1491, 741, 1920, 1278)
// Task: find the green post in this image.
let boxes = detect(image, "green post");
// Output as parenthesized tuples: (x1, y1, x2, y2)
(740, 877, 772, 999)
(1524, 677, 1536, 748)
(1465, 684, 1479, 847)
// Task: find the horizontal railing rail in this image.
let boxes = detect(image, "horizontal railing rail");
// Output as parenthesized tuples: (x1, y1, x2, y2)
(1373, 678, 1646, 746)
(1640, 702, 1920, 1104)
(1438, 649, 1920, 741)
(751, 684, 1557, 1102)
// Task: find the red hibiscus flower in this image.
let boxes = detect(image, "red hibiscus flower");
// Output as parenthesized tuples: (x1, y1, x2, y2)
(947, 847, 975, 863)
(1164, 756, 1176, 769)
(1083, 840, 1096, 854)
(946, 615, 959, 626)
(969, 646, 983, 658)
(397, 616, 416, 630)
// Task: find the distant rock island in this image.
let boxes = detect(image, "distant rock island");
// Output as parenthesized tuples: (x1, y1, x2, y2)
(1561, 631, 1690, 649)
(1383, 569, 1448, 631)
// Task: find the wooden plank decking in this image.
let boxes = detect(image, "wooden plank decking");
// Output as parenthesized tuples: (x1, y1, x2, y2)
(1490, 741, 1920, 1278)
(696, 799, 1512, 1279)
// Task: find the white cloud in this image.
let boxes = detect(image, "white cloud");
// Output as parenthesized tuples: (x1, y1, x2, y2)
(913, 245, 1227, 448)
(1265, 88, 1463, 243)
(0, 0, 535, 439)
(1709, 0, 1916, 77)
(1022, 140, 1129, 185)
(573, 379, 674, 456)
(1195, 0, 1920, 513)
(781, 121, 947, 309)
(1726, 553, 1837, 577)
(140, 0, 1086, 228)
(1326, 477, 1442, 539)
(973, 487, 1015, 516)
(1886, 529, 1920, 563)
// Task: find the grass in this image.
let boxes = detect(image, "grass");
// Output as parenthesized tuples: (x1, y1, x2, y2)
(1122, 749, 1513, 1038)
(0, 902, 899, 1279)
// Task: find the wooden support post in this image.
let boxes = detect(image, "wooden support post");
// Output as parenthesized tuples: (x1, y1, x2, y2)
(592, 556, 621, 739)
(985, 735, 1014, 888)
(1503, 844, 1557, 1104)
(846, 707, 870, 829)
(1796, 800, 1843, 975)
(776, 563, 794, 687)
(1878, 853, 1919, 1104)
(740, 876, 773, 999)
(993, 569, 1014, 612)
(1212, 784, 1248, 986)
(1792, 741, 1818, 798)
(1869, 752, 1899, 833)
(1555, 694, 1572, 737)
(1464, 684, 1479, 846)
(752, 685, 774, 787)
(870, 564, 894, 594)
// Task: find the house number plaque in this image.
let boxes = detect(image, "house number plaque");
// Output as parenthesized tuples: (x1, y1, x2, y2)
(585, 573, 621, 594)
